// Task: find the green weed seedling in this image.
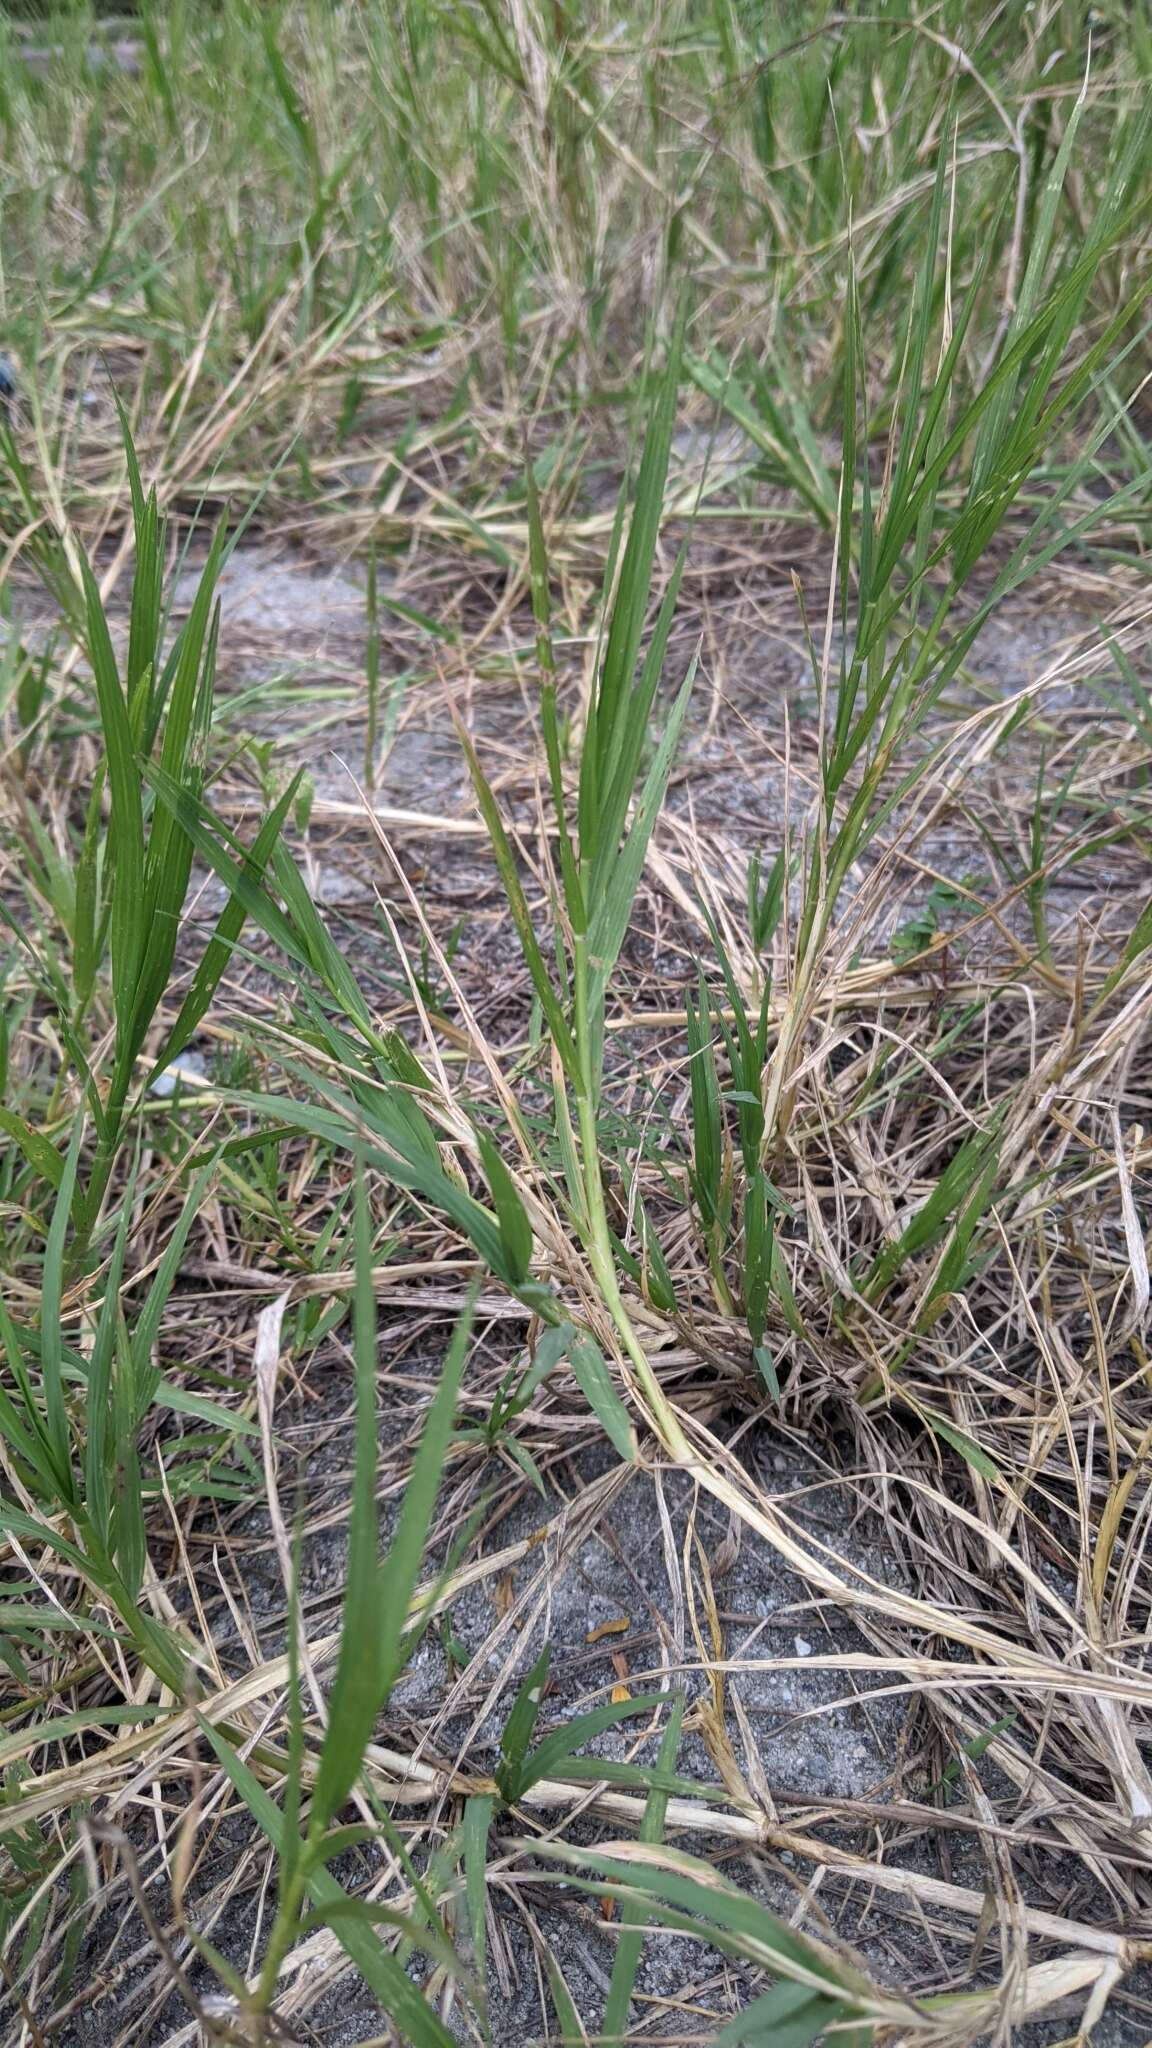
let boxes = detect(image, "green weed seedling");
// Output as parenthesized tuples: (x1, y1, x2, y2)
(201, 1184, 475, 2045)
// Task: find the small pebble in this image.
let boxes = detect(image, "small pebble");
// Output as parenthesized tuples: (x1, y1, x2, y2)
(149, 1053, 209, 1099)
(794, 1635, 813, 1658)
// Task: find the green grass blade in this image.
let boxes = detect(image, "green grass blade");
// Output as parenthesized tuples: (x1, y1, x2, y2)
(516, 1694, 668, 1798)
(200, 1720, 457, 2045)
(111, 385, 163, 724)
(685, 353, 834, 526)
(83, 1162, 137, 1546)
(129, 1154, 219, 1420)
(459, 724, 577, 1077)
(588, 655, 697, 1011)
(374, 1288, 475, 1695)
(686, 980, 723, 1236)
(462, 1793, 494, 1998)
(476, 1129, 533, 1287)
(309, 1163, 384, 1832)
(590, 304, 685, 823)
(79, 554, 144, 1036)
(225, 1082, 509, 1278)
(0, 1302, 68, 1502)
(589, 551, 688, 910)
(717, 1982, 846, 2048)
(312, 1220, 473, 1831)
(601, 1691, 685, 2043)
(110, 1315, 145, 1597)
(545, 1950, 587, 2046)
(38, 1116, 84, 1504)
(0, 1109, 63, 1192)
(148, 773, 302, 1082)
(538, 1841, 872, 1997)
(969, 75, 1089, 502)
(567, 1332, 636, 1464)
(498, 1646, 552, 1798)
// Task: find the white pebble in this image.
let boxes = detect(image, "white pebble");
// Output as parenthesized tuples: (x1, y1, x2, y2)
(149, 1054, 209, 1099)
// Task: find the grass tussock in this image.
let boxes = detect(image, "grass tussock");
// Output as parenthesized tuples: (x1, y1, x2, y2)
(1, 4, 1152, 2045)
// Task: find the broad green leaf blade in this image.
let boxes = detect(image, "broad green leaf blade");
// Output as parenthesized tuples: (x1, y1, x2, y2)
(462, 1792, 494, 1995)
(0, 1108, 63, 1191)
(476, 1129, 533, 1286)
(717, 1982, 845, 2048)
(518, 1694, 668, 1797)
(567, 1333, 636, 1464)
(499, 1645, 552, 1800)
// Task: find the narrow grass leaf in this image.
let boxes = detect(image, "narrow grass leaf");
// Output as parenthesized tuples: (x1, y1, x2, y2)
(517, 1694, 668, 1797)
(130, 1155, 219, 1419)
(593, 304, 685, 793)
(476, 1130, 533, 1286)
(79, 553, 144, 1032)
(603, 1691, 685, 2042)
(200, 1720, 456, 2047)
(498, 1646, 552, 1800)
(149, 773, 302, 1081)
(686, 353, 834, 525)
(310, 1166, 385, 1830)
(459, 723, 577, 1077)
(589, 654, 697, 1012)
(374, 1288, 475, 1698)
(545, 1950, 587, 2046)
(539, 1841, 871, 1996)
(920, 1411, 1002, 1483)
(39, 1117, 84, 1502)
